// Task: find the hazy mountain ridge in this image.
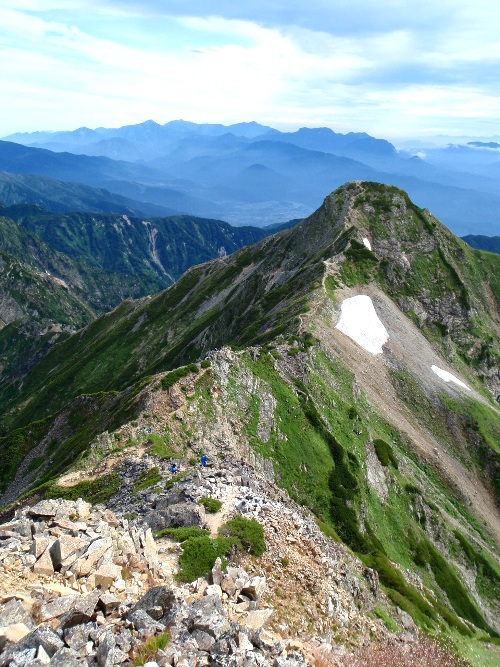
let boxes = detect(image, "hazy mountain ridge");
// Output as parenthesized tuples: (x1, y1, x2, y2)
(3, 122, 500, 234)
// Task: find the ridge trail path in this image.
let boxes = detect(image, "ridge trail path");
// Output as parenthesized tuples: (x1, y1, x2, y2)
(203, 483, 241, 537)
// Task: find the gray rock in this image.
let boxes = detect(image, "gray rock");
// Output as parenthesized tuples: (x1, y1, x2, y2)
(49, 647, 81, 667)
(128, 610, 165, 636)
(240, 577, 266, 601)
(27, 502, 58, 518)
(33, 547, 54, 576)
(211, 558, 223, 586)
(7, 626, 64, 659)
(63, 622, 95, 651)
(96, 631, 115, 667)
(186, 595, 231, 640)
(145, 504, 203, 532)
(40, 594, 81, 622)
(2, 647, 37, 667)
(191, 629, 215, 652)
(0, 598, 34, 629)
(97, 594, 120, 616)
(128, 586, 176, 621)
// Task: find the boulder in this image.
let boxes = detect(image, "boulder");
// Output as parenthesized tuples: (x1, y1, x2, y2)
(128, 610, 165, 636)
(32, 546, 54, 576)
(128, 586, 176, 621)
(50, 535, 88, 570)
(49, 647, 81, 667)
(27, 501, 58, 519)
(96, 630, 115, 667)
(186, 595, 231, 640)
(0, 598, 34, 629)
(240, 577, 266, 602)
(145, 503, 203, 532)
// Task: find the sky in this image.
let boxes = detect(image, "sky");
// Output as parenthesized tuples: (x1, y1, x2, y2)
(2, 0, 500, 140)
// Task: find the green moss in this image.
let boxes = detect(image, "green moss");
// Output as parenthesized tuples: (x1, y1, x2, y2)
(46, 471, 121, 505)
(133, 467, 162, 495)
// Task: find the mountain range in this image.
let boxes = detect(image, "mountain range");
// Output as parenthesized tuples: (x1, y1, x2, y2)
(3, 120, 500, 235)
(0, 182, 499, 667)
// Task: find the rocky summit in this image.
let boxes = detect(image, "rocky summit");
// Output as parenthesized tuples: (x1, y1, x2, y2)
(0, 182, 499, 666)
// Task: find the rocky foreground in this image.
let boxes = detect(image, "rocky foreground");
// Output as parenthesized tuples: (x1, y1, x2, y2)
(0, 455, 462, 667)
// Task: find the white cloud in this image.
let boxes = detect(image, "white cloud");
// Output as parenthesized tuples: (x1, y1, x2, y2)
(1, 2, 500, 137)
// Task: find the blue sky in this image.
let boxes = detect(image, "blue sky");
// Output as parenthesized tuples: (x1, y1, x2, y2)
(2, 0, 500, 139)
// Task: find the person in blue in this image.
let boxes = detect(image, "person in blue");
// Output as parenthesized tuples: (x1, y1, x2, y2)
(170, 463, 177, 474)
(200, 455, 208, 467)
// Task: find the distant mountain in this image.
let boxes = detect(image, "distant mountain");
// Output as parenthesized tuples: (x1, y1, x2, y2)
(0, 171, 179, 216)
(462, 234, 500, 254)
(3, 122, 500, 234)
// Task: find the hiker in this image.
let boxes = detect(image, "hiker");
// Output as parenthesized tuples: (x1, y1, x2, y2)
(200, 455, 208, 467)
(170, 463, 177, 474)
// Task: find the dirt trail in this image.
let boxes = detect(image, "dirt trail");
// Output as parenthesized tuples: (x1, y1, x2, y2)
(312, 283, 500, 547)
(204, 486, 241, 537)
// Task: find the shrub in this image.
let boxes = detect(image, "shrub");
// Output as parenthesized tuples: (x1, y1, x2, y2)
(199, 497, 222, 513)
(154, 526, 209, 541)
(200, 360, 211, 369)
(373, 439, 398, 468)
(161, 364, 197, 390)
(220, 516, 265, 556)
(177, 536, 235, 582)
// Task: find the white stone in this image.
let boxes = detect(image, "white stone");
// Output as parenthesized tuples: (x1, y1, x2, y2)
(362, 237, 372, 251)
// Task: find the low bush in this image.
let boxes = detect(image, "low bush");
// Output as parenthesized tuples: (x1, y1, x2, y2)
(199, 497, 222, 513)
(161, 364, 198, 391)
(220, 516, 265, 556)
(373, 439, 398, 468)
(177, 536, 235, 582)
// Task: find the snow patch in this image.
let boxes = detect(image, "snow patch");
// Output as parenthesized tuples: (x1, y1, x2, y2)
(431, 365, 470, 391)
(362, 237, 372, 251)
(335, 295, 389, 354)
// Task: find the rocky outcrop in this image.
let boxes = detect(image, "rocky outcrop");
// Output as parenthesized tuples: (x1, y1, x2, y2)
(0, 455, 395, 666)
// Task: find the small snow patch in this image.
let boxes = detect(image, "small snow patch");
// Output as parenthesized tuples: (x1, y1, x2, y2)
(431, 365, 470, 391)
(362, 237, 372, 251)
(335, 295, 389, 355)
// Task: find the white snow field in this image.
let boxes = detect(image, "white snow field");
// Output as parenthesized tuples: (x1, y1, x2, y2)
(335, 295, 389, 354)
(431, 365, 470, 391)
(362, 237, 372, 250)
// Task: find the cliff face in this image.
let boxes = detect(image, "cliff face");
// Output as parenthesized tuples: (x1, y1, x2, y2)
(1, 182, 499, 665)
